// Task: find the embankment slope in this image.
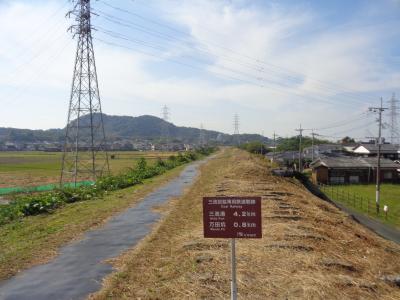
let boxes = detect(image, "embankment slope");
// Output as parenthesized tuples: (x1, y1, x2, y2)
(92, 148, 400, 299)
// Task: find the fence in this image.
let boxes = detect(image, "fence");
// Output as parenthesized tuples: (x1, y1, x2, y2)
(318, 183, 400, 226)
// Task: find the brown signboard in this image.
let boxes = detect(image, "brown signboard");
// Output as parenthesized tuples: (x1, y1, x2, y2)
(203, 196, 262, 238)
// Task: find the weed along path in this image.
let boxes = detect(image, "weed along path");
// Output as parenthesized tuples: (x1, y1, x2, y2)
(0, 160, 207, 300)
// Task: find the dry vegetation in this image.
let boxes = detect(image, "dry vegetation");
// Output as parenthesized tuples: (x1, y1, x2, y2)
(91, 148, 400, 299)
(0, 165, 185, 281)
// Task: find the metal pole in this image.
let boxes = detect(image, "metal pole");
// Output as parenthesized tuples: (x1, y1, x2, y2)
(369, 98, 388, 214)
(376, 99, 383, 214)
(299, 125, 303, 172)
(311, 129, 315, 162)
(231, 238, 237, 300)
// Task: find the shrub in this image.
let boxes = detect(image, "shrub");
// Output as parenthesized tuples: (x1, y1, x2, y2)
(0, 147, 217, 226)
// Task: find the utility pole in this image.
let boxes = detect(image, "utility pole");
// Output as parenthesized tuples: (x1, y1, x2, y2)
(295, 124, 304, 172)
(61, 0, 109, 186)
(311, 129, 316, 162)
(369, 98, 388, 214)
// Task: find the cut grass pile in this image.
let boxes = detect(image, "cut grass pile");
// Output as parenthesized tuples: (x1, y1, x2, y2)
(91, 148, 400, 299)
(320, 184, 400, 228)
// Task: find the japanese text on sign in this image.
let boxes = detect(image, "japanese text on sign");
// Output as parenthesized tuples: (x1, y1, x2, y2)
(203, 196, 262, 239)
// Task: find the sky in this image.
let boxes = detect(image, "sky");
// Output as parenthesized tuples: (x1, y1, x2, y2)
(0, 0, 400, 141)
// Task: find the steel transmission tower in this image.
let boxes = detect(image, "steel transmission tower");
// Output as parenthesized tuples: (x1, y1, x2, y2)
(199, 123, 206, 146)
(388, 93, 399, 144)
(295, 124, 304, 172)
(162, 105, 169, 122)
(161, 105, 170, 140)
(60, 0, 109, 186)
(233, 114, 240, 145)
(233, 114, 239, 135)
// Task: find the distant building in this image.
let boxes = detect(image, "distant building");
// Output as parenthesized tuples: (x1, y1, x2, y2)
(310, 156, 400, 185)
(303, 144, 344, 160)
(352, 144, 400, 160)
(266, 151, 299, 167)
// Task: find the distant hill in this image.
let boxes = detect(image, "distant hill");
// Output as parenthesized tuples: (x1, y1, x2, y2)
(0, 113, 269, 145)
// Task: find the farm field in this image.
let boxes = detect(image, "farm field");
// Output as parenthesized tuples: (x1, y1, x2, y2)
(0, 164, 186, 281)
(0, 151, 176, 188)
(321, 184, 400, 228)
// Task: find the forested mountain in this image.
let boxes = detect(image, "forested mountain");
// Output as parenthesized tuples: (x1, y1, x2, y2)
(0, 114, 269, 145)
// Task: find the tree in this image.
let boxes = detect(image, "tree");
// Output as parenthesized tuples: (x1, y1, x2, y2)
(276, 136, 330, 152)
(239, 141, 270, 154)
(340, 136, 355, 144)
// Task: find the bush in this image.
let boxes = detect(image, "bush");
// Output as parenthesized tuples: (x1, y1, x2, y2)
(239, 142, 269, 155)
(0, 147, 217, 226)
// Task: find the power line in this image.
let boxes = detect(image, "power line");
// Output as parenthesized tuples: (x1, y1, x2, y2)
(94, 32, 367, 108)
(99, 0, 376, 105)
(1, 22, 67, 84)
(0, 0, 69, 58)
(94, 37, 268, 89)
(94, 7, 372, 106)
(312, 112, 369, 131)
(1, 38, 72, 107)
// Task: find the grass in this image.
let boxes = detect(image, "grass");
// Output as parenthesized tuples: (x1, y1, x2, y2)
(320, 184, 400, 228)
(91, 148, 400, 299)
(0, 151, 176, 188)
(0, 164, 185, 281)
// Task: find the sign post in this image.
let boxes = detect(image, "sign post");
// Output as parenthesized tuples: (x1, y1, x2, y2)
(203, 196, 262, 300)
(231, 238, 237, 300)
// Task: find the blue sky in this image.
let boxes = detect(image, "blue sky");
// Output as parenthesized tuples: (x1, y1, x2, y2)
(0, 0, 399, 141)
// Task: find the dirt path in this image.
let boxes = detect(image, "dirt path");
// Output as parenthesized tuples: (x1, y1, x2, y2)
(0, 160, 207, 300)
(92, 148, 400, 299)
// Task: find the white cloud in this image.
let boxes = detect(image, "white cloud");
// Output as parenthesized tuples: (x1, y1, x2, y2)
(0, 0, 399, 139)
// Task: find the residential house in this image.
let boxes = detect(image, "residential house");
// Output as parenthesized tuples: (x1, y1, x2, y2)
(266, 151, 300, 168)
(303, 144, 344, 160)
(352, 144, 400, 160)
(310, 156, 400, 184)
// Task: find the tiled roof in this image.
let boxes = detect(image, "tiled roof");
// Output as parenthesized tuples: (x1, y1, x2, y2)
(311, 156, 399, 169)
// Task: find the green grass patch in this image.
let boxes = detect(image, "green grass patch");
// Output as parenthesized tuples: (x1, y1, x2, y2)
(0, 151, 178, 187)
(0, 148, 216, 226)
(0, 165, 187, 281)
(320, 184, 400, 228)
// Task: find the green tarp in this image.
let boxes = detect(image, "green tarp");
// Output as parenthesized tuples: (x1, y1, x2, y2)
(0, 181, 94, 196)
